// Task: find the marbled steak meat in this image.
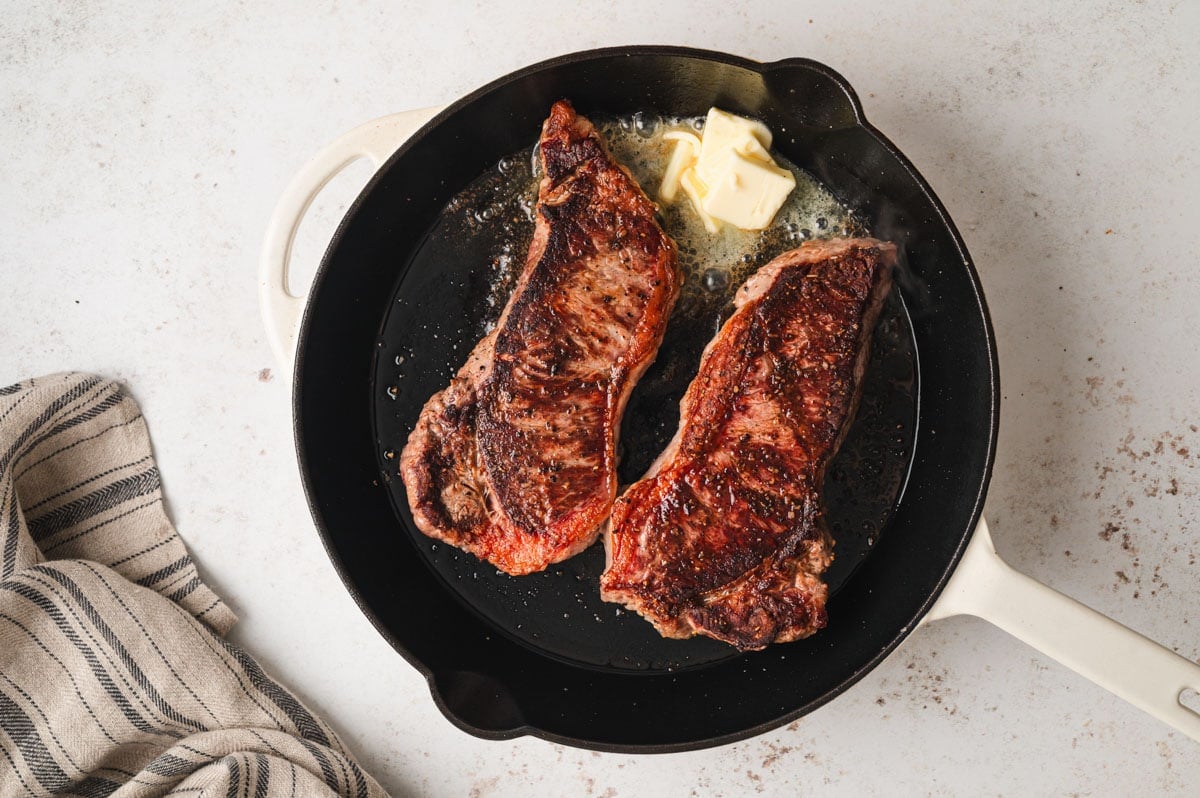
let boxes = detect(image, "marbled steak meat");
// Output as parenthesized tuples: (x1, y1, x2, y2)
(601, 238, 895, 649)
(400, 100, 680, 576)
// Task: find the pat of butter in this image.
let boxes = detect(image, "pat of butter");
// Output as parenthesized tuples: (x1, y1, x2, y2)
(700, 151, 797, 231)
(694, 108, 773, 187)
(680, 168, 721, 233)
(657, 107, 794, 231)
(658, 131, 700, 204)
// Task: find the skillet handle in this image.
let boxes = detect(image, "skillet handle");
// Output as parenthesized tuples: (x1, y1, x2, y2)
(257, 106, 444, 369)
(927, 517, 1200, 742)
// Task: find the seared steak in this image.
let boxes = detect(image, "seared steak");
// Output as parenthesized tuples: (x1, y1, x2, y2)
(600, 238, 895, 649)
(400, 101, 680, 576)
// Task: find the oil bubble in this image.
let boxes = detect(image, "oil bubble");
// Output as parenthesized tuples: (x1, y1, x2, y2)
(701, 269, 728, 292)
(633, 111, 657, 138)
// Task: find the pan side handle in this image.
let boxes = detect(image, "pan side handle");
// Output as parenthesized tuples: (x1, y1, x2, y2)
(927, 517, 1200, 743)
(257, 106, 444, 370)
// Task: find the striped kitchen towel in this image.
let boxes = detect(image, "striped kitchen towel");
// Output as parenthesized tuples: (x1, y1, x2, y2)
(0, 373, 386, 797)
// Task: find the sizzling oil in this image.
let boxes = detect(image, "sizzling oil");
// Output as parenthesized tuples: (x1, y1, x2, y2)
(597, 113, 864, 313)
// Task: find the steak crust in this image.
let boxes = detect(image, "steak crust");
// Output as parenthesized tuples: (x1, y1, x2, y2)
(600, 238, 895, 649)
(400, 101, 680, 576)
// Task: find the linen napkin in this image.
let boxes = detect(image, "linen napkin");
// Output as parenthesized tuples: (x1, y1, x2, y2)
(0, 373, 386, 797)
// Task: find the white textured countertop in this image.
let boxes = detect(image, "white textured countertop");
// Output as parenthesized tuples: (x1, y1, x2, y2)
(3, 1, 1198, 794)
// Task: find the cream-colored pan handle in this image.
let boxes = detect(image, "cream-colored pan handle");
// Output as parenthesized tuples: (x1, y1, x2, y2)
(927, 517, 1200, 742)
(258, 106, 445, 369)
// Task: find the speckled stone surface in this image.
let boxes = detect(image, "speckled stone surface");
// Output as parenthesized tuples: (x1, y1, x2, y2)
(2, 1, 1198, 795)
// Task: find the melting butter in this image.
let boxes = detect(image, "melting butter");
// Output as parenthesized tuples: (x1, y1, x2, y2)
(657, 108, 796, 231)
(596, 112, 862, 308)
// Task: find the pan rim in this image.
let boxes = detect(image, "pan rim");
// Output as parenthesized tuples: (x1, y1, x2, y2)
(291, 44, 1000, 753)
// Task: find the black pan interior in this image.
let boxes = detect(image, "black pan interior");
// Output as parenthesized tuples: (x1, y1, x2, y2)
(294, 47, 998, 751)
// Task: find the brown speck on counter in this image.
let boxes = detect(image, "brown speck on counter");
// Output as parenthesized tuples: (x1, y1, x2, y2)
(468, 776, 500, 798)
(1100, 522, 1120, 542)
(759, 740, 796, 769)
(258, 367, 273, 382)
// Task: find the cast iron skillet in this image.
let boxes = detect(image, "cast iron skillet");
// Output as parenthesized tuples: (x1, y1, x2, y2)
(292, 46, 998, 751)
